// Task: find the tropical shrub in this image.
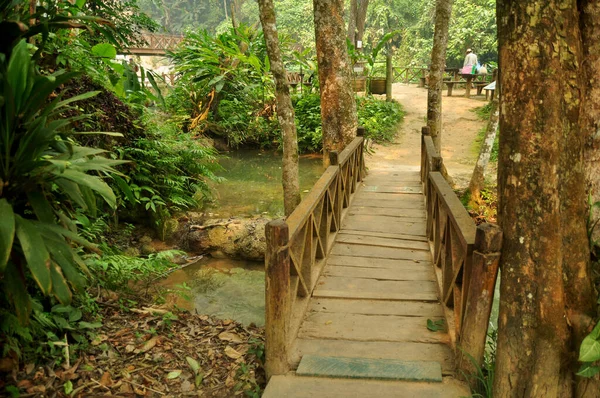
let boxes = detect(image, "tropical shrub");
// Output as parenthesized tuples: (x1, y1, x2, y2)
(0, 40, 124, 322)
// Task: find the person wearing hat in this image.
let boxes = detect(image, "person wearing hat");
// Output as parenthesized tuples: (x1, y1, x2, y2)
(463, 48, 478, 67)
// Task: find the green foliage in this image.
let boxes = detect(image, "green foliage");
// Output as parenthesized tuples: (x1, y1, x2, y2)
(356, 97, 404, 142)
(0, 40, 124, 322)
(113, 117, 222, 225)
(293, 94, 323, 153)
(87, 249, 184, 291)
(578, 321, 600, 378)
(460, 327, 496, 398)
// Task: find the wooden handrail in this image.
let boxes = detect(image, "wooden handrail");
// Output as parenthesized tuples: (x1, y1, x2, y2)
(420, 126, 502, 383)
(265, 132, 365, 379)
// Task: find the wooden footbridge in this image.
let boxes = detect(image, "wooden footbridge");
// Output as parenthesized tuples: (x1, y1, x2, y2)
(262, 127, 502, 397)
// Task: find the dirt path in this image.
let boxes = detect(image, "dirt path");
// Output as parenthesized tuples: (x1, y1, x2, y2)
(369, 83, 488, 188)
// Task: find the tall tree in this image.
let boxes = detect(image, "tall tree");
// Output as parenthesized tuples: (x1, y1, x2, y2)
(257, 0, 301, 216)
(313, 0, 358, 167)
(582, 1, 600, 232)
(426, 0, 452, 151)
(494, 1, 598, 396)
(468, 96, 498, 207)
(347, 0, 369, 48)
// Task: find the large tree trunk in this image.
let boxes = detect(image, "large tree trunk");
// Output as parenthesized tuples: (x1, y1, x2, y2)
(347, 0, 369, 47)
(582, 1, 600, 232)
(494, 1, 598, 397)
(426, 0, 452, 151)
(468, 97, 499, 207)
(258, 0, 301, 216)
(314, 0, 358, 167)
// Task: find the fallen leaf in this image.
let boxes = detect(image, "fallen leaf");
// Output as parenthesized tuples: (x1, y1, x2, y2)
(186, 357, 201, 374)
(125, 344, 136, 353)
(99, 371, 113, 387)
(25, 363, 35, 375)
(325, 320, 332, 325)
(135, 336, 159, 354)
(218, 331, 243, 343)
(91, 334, 108, 346)
(17, 380, 33, 389)
(166, 370, 182, 379)
(224, 346, 242, 359)
(64, 380, 73, 395)
(181, 380, 193, 392)
(195, 374, 203, 387)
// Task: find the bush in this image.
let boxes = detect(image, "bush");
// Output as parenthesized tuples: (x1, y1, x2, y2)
(356, 97, 405, 142)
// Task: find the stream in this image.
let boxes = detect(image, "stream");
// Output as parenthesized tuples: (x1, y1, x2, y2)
(161, 150, 324, 326)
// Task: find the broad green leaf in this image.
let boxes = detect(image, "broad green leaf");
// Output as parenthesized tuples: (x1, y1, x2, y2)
(588, 320, 600, 340)
(427, 318, 445, 332)
(577, 364, 600, 378)
(186, 356, 201, 374)
(15, 216, 52, 294)
(27, 192, 55, 224)
(167, 370, 182, 379)
(0, 199, 15, 272)
(38, 223, 99, 253)
(50, 263, 72, 304)
(64, 380, 73, 395)
(55, 179, 87, 210)
(45, 238, 86, 290)
(3, 263, 32, 323)
(113, 175, 136, 203)
(91, 43, 117, 60)
(7, 40, 32, 113)
(579, 334, 600, 362)
(78, 321, 102, 329)
(55, 169, 117, 209)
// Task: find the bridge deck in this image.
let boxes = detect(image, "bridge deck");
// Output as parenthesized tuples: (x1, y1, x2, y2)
(264, 167, 469, 397)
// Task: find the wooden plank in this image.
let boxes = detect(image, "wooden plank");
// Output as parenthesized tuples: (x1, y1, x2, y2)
(354, 191, 424, 202)
(263, 375, 471, 398)
(330, 244, 431, 262)
(342, 218, 426, 236)
(327, 255, 433, 270)
(362, 185, 423, 194)
(324, 265, 435, 282)
(293, 339, 455, 374)
(298, 312, 448, 343)
(335, 234, 430, 251)
(348, 206, 426, 219)
(313, 276, 438, 301)
(352, 198, 425, 209)
(340, 229, 428, 242)
(308, 298, 443, 317)
(296, 355, 442, 382)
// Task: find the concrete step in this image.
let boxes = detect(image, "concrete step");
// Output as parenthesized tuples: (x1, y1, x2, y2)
(262, 374, 471, 398)
(296, 355, 443, 382)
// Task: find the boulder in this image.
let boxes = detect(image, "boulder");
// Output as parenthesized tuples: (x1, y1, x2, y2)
(178, 216, 271, 261)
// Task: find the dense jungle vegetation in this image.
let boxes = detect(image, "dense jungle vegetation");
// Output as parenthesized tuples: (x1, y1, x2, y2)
(0, 0, 499, 395)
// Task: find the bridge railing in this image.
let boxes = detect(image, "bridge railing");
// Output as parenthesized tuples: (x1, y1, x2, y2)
(393, 66, 428, 84)
(420, 126, 502, 381)
(124, 33, 184, 56)
(264, 129, 365, 378)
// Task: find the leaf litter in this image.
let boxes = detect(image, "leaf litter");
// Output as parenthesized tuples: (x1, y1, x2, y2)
(1, 304, 265, 397)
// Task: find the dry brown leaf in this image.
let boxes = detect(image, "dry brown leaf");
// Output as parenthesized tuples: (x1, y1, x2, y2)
(99, 371, 113, 387)
(91, 334, 108, 346)
(136, 336, 160, 354)
(17, 379, 33, 389)
(224, 346, 242, 359)
(218, 332, 243, 343)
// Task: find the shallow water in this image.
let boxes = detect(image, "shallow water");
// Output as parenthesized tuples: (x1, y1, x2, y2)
(205, 149, 324, 218)
(160, 256, 265, 326)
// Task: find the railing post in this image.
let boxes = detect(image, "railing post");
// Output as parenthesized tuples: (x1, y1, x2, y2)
(457, 223, 502, 383)
(421, 126, 430, 184)
(329, 150, 342, 231)
(265, 220, 290, 379)
(356, 127, 366, 181)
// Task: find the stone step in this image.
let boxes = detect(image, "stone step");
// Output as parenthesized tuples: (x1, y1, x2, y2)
(295, 355, 443, 382)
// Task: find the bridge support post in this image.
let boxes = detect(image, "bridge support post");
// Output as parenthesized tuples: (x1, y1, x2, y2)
(457, 223, 502, 385)
(265, 220, 291, 379)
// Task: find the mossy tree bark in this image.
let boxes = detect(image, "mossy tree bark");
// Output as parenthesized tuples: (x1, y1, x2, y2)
(427, 0, 452, 152)
(494, 1, 598, 396)
(582, 1, 600, 235)
(314, 0, 358, 167)
(348, 0, 369, 47)
(468, 97, 499, 207)
(258, 0, 301, 216)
